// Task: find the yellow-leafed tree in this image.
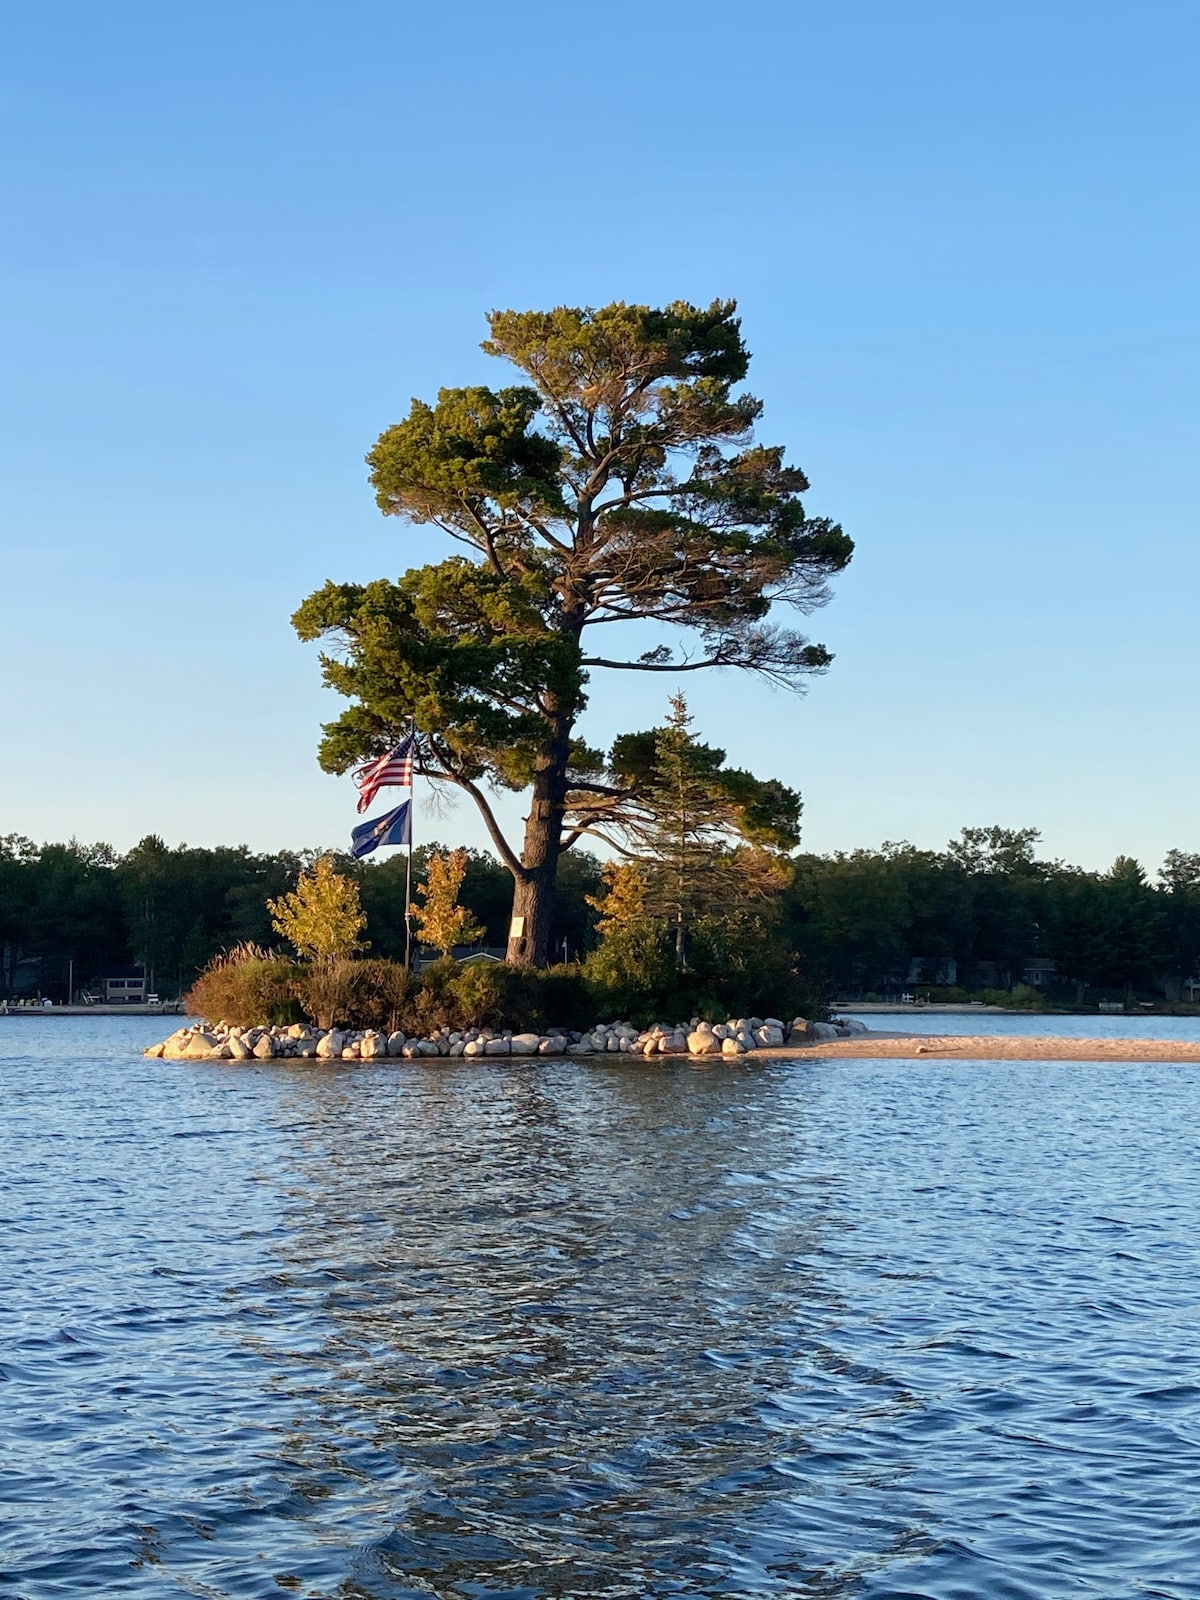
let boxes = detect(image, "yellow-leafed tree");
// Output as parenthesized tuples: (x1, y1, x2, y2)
(413, 848, 485, 957)
(268, 854, 367, 962)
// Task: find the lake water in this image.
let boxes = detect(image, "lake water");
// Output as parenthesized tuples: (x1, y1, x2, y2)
(5, 1016, 1200, 1598)
(842, 1010, 1200, 1041)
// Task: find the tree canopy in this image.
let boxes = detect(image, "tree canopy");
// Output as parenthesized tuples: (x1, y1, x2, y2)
(293, 298, 852, 964)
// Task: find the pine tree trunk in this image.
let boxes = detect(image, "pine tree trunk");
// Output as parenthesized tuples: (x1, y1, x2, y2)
(505, 708, 574, 967)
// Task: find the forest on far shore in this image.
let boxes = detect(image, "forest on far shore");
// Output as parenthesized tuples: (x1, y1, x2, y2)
(3, 825, 1199, 1009)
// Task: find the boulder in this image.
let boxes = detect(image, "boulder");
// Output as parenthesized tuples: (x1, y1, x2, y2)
(721, 1036, 746, 1056)
(483, 1038, 511, 1056)
(566, 1040, 595, 1054)
(754, 1025, 785, 1047)
(143, 1041, 165, 1058)
(186, 1031, 219, 1058)
(226, 1034, 251, 1060)
(808, 1021, 839, 1042)
(251, 1035, 276, 1060)
(315, 1030, 343, 1059)
(449, 1040, 465, 1057)
(463, 1039, 485, 1057)
(387, 1031, 407, 1055)
(510, 1032, 542, 1055)
(687, 1029, 720, 1056)
(539, 1036, 567, 1054)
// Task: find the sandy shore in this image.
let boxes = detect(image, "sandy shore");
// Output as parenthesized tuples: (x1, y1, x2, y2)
(778, 1032, 1200, 1063)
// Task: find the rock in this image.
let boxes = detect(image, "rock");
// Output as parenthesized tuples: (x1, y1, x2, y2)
(449, 1040, 465, 1057)
(360, 1033, 383, 1059)
(687, 1029, 720, 1056)
(226, 1034, 251, 1060)
(143, 1041, 165, 1058)
(754, 1025, 785, 1047)
(463, 1039, 484, 1056)
(341, 1044, 360, 1059)
(808, 1021, 839, 1042)
(566, 1040, 594, 1054)
(539, 1036, 567, 1054)
(483, 1038, 510, 1056)
(387, 1031, 406, 1055)
(510, 1032, 542, 1055)
(251, 1035, 276, 1059)
(186, 1031, 219, 1057)
(721, 1036, 746, 1055)
(763, 1017, 785, 1031)
(315, 1030, 343, 1059)
(295, 1039, 317, 1058)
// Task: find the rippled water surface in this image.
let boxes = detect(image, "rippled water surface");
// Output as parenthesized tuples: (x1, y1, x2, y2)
(5, 1017, 1200, 1599)
(842, 1010, 1200, 1040)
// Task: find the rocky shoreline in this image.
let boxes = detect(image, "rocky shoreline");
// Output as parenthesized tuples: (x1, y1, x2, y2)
(146, 1014, 868, 1062)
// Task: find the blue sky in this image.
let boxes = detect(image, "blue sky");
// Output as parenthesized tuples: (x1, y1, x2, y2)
(3, 0, 1197, 874)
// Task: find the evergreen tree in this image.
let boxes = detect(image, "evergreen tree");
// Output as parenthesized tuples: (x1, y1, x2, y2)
(292, 298, 851, 964)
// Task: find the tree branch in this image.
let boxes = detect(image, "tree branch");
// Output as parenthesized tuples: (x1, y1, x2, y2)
(580, 653, 726, 673)
(427, 743, 526, 881)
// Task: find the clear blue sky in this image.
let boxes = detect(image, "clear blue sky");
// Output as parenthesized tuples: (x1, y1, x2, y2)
(3, 0, 1197, 874)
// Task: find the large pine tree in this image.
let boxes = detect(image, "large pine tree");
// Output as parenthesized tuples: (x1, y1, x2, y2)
(293, 300, 852, 965)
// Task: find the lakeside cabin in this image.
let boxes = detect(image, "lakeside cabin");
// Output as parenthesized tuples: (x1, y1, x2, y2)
(97, 967, 148, 1004)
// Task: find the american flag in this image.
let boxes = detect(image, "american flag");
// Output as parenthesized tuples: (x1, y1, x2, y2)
(352, 735, 414, 814)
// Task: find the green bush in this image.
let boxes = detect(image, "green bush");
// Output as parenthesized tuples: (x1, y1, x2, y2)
(340, 959, 415, 1032)
(978, 983, 1049, 1011)
(185, 946, 306, 1028)
(186, 937, 815, 1037)
(583, 915, 822, 1027)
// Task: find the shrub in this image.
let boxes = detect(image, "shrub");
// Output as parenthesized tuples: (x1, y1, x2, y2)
(185, 944, 306, 1028)
(299, 958, 414, 1031)
(345, 959, 416, 1032)
(583, 914, 822, 1027)
(494, 964, 594, 1032)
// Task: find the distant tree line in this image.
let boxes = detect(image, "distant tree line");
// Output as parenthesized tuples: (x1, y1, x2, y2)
(787, 827, 1200, 1003)
(0, 833, 602, 1001)
(3, 823, 1200, 1006)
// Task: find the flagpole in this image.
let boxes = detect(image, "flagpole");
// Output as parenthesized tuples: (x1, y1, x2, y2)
(404, 723, 416, 970)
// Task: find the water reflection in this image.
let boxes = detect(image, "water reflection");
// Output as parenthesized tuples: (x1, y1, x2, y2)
(258, 1060, 929, 1597)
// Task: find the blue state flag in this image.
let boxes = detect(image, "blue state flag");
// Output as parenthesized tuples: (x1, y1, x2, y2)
(350, 800, 412, 860)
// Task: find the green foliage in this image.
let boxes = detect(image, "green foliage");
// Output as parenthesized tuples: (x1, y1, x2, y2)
(268, 854, 368, 962)
(583, 908, 819, 1027)
(592, 694, 799, 971)
(293, 297, 852, 964)
(185, 945, 306, 1028)
(979, 984, 1049, 1012)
